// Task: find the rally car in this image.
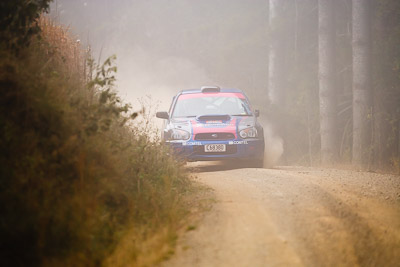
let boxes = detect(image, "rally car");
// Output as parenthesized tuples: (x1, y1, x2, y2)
(156, 86, 265, 167)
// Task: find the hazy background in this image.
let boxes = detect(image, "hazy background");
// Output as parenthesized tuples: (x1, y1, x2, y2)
(50, 0, 270, 112)
(49, 0, 320, 164)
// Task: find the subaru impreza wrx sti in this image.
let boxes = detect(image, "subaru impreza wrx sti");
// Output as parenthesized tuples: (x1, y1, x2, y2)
(156, 86, 265, 167)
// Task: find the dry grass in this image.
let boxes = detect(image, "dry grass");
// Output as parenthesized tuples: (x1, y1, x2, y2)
(38, 17, 85, 77)
(0, 16, 191, 266)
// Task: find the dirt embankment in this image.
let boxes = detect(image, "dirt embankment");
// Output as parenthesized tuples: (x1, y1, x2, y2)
(162, 163, 400, 267)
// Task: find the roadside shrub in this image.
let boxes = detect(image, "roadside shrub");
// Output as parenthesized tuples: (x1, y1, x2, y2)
(0, 17, 190, 266)
(0, 0, 52, 51)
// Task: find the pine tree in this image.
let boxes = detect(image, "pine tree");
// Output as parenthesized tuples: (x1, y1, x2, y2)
(352, 0, 372, 168)
(318, 0, 338, 164)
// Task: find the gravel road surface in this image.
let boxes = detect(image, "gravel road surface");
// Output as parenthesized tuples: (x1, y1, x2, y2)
(163, 162, 400, 267)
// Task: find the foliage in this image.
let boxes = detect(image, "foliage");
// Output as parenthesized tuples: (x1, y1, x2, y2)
(0, 17, 190, 266)
(0, 0, 52, 51)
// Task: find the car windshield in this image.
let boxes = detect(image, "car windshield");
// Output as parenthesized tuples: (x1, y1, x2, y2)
(172, 93, 252, 118)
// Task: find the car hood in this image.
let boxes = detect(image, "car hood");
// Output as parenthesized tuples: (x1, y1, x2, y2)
(169, 115, 256, 137)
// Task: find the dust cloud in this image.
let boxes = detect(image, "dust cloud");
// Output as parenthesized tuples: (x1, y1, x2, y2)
(50, 0, 269, 112)
(50, 0, 281, 162)
(259, 119, 284, 168)
(115, 47, 215, 112)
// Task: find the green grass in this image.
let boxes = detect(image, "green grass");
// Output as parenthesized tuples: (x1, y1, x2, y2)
(0, 17, 191, 266)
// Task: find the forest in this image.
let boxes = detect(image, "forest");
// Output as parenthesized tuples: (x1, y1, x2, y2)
(265, 0, 400, 172)
(52, 0, 400, 172)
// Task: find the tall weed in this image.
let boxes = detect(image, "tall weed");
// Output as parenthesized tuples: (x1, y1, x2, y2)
(0, 17, 190, 266)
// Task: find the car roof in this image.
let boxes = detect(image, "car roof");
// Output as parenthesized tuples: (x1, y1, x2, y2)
(179, 88, 244, 94)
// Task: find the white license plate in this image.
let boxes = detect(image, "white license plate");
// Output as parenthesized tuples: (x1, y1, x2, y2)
(204, 144, 226, 152)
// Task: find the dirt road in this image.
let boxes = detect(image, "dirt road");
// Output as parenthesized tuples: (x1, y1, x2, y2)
(163, 162, 400, 267)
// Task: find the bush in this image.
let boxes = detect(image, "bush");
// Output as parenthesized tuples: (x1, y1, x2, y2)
(0, 0, 52, 51)
(0, 17, 190, 266)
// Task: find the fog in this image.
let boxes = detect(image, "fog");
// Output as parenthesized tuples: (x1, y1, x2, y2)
(52, 0, 394, 167)
(50, 0, 269, 112)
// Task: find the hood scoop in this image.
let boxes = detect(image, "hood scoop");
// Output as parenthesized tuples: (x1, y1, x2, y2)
(196, 114, 231, 122)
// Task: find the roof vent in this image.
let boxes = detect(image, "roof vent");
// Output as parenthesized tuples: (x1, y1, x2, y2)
(196, 114, 231, 121)
(201, 86, 220, 93)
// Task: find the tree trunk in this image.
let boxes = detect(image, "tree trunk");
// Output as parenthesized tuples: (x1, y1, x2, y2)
(318, 0, 338, 165)
(352, 0, 372, 168)
(372, 0, 386, 170)
(268, 0, 286, 106)
(268, 0, 287, 164)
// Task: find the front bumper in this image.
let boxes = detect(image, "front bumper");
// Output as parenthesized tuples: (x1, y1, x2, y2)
(167, 139, 264, 161)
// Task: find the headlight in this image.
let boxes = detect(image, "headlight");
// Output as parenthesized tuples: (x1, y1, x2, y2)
(170, 128, 190, 140)
(239, 127, 258, 139)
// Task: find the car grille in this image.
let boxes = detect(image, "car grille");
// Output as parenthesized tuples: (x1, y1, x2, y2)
(193, 145, 237, 155)
(194, 132, 235, 141)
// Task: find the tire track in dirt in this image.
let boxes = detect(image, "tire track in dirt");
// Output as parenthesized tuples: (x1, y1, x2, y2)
(162, 163, 400, 267)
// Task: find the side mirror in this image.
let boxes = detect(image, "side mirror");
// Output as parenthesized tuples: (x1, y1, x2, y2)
(156, 111, 169, 119)
(254, 109, 260, 117)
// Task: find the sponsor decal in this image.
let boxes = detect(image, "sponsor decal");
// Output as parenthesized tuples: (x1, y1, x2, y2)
(183, 142, 202, 146)
(228, 141, 249, 145)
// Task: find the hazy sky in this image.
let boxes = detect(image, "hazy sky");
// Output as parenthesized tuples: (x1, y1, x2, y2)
(50, 0, 269, 111)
